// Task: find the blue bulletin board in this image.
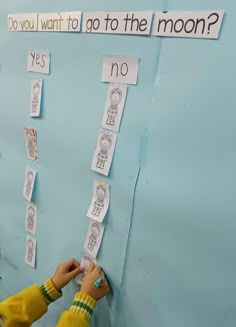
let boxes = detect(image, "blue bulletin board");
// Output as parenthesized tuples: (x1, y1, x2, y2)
(1, 1, 236, 327)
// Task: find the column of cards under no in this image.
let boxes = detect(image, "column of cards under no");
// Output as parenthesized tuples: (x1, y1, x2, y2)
(22, 49, 50, 268)
(75, 54, 140, 284)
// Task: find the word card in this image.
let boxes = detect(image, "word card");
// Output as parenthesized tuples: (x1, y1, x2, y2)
(75, 253, 96, 285)
(27, 50, 50, 75)
(25, 235, 37, 268)
(30, 80, 43, 117)
(25, 202, 38, 235)
(8, 13, 38, 32)
(87, 180, 110, 223)
(91, 129, 117, 176)
(152, 11, 224, 39)
(83, 11, 153, 35)
(23, 167, 37, 202)
(101, 83, 127, 132)
(101, 55, 139, 85)
(83, 220, 105, 258)
(24, 127, 38, 161)
(38, 12, 81, 32)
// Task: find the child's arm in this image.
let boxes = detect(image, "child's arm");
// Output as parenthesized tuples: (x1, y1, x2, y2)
(56, 263, 110, 327)
(0, 279, 61, 326)
(0, 259, 82, 327)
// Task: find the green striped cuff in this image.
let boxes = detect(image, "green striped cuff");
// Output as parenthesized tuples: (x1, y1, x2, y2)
(69, 292, 96, 322)
(39, 279, 62, 305)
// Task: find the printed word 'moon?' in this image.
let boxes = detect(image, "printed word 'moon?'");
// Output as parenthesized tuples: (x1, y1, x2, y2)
(152, 11, 224, 39)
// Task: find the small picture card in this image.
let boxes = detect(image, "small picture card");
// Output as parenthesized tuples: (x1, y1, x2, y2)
(25, 202, 38, 235)
(83, 220, 105, 258)
(25, 235, 37, 268)
(23, 167, 37, 202)
(101, 83, 127, 132)
(91, 129, 118, 176)
(75, 252, 96, 285)
(24, 127, 38, 161)
(87, 180, 110, 223)
(30, 80, 43, 117)
(27, 50, 50, 75)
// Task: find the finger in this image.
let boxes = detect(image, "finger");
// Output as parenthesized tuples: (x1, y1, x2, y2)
(100, 272, 109, 289)
(68, 266, 83, 279)
(94, 266, 102, 275)
(87, 262, 95, 273)
(72, 259, 80, 268)
(100, 272, 110, 290)
(65, 259, 80, 272)
(64, 258, 75, 269)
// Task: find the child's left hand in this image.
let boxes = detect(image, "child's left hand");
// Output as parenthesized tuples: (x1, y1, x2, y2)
(52, 259, 83, 291)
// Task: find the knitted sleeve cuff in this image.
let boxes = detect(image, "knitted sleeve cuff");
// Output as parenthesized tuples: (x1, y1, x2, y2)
(69, 292, 97, 322)
(39, 279, 62, 305)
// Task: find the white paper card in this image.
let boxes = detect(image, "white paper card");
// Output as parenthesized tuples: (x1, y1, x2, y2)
(25, 235, 36, 268)
(24, 127, 38, 161)
(38, 12, 81, 32)
(152, 11, 224, 39)
(102, 83, 127, 132)
(27, 50, 50, 75)
(25, 202, 37, 235)
(30, 80, 43, 117)
(8, 13, 38, 31)
(75, 253, 96, 285)
(82, 11, 153, 35)
(87, 180, 110, 223)
(101, 55, 139, 85)
(23, 167, 37, 202)
(83, 220, 105, 258)
(91, 129, 118, 176)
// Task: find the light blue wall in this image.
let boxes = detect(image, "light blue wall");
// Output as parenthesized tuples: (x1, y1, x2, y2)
(0, 1, 236, 327)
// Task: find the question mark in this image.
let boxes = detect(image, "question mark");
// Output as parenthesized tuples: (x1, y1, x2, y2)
(207, 13, 219, 34)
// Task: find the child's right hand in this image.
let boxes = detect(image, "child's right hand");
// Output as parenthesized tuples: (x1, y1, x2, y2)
(80, 263, 110, 301)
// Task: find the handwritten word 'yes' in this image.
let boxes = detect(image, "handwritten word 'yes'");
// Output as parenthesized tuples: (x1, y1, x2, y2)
(27, 50, 50, 75)
(30, 52, 46, 68)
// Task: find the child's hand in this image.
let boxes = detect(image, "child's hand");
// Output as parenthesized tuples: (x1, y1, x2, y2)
(80, 263, 110, 301)
(52, 259, 83, 291)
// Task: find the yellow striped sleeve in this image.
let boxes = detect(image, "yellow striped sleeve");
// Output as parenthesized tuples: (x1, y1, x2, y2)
(39, 279, 62, 304)
(69, 292, 96, 322)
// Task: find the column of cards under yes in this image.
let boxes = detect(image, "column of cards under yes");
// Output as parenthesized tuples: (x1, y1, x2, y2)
(77, 55, 139, 282)
(22, 49, 50, 268)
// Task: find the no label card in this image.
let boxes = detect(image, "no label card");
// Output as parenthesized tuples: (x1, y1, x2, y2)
(101, 55, 139, 85)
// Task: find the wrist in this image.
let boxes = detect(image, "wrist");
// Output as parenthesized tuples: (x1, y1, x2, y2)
(51, 277, 65, 293)
(39, 279, 62, 305)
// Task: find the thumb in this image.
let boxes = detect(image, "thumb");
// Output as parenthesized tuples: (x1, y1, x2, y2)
(87, 262, 95, 273)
